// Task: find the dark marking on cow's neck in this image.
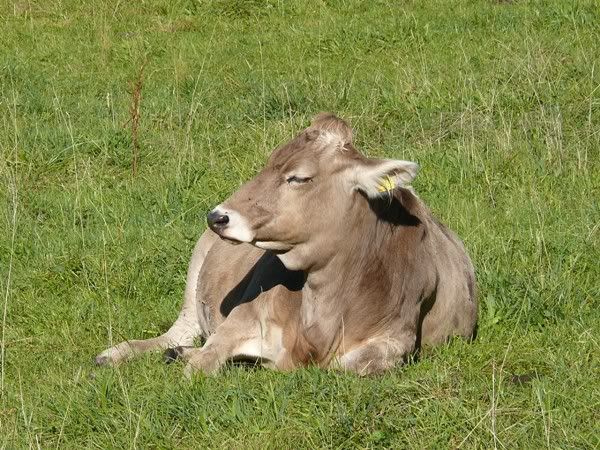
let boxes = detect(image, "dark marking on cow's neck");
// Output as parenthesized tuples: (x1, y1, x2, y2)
(357, 253, 392, 298)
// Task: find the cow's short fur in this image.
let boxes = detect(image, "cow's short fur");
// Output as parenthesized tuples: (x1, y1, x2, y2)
(96, 113, 478, 376)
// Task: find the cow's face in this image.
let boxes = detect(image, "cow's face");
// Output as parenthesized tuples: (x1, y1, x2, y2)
(207, 113, 418, 270)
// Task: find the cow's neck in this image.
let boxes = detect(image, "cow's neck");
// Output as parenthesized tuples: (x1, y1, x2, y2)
(296, 194, 404, 364)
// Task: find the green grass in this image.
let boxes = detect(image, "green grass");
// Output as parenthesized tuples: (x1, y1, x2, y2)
(1, 0, 599, 448)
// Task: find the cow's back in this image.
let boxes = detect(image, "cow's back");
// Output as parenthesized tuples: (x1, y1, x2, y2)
(419, 216, 478, 345)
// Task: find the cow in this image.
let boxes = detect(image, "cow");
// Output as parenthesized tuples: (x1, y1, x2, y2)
(95, 113, 478, 376)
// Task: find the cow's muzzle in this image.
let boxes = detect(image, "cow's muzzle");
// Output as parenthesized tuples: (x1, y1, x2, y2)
(207, 209, 229, 231)
(206, 206, 255, 244)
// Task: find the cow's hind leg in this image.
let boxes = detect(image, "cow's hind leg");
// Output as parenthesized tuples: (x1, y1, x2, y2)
(95, 231, 216, 366)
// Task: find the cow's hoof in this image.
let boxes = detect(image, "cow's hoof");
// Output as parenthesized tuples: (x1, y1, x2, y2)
(95, 355, 109, 366)
(163, 347, 184, 364)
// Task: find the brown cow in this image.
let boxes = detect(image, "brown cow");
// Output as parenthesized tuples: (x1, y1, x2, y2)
(96, 113, 478, 376)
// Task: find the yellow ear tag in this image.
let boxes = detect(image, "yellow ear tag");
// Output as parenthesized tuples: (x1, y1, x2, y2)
(377, 175, 396, 193)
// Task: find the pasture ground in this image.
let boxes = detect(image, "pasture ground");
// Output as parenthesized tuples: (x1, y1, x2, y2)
(1, 0, 598, 448)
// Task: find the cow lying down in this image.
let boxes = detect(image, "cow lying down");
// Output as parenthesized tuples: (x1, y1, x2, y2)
(96, 113, 478, 376)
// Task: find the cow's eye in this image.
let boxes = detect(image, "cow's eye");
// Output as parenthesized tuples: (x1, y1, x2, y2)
(286, 175, 312, 185)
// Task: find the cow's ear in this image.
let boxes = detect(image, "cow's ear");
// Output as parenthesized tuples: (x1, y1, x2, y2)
(351, 159, 419, 198)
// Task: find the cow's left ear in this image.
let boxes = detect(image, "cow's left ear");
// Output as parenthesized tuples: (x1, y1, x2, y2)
(351, 159, 419, 198)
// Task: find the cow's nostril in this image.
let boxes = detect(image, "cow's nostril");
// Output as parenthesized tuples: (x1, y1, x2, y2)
(207, 210, 229, 229)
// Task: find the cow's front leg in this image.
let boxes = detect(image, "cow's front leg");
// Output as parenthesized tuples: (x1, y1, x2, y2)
(179, 334, 259, 378)
(181, 344, 228, 377)
(168, 329, 247, 378)
(173, 305, 281, 378)
(338, 332, 417, 376)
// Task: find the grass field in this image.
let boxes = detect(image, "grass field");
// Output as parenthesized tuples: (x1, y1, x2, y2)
(1, 0, 599, 448)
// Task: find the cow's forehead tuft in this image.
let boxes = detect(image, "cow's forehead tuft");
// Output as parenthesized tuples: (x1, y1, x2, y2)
(268, 128, 363, 171)
(269, 132, 319, 165)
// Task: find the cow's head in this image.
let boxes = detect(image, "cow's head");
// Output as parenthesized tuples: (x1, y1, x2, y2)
(207, 113, 418, 270)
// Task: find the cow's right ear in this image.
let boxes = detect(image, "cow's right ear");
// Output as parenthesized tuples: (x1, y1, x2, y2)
(351, 159, 419, 198)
